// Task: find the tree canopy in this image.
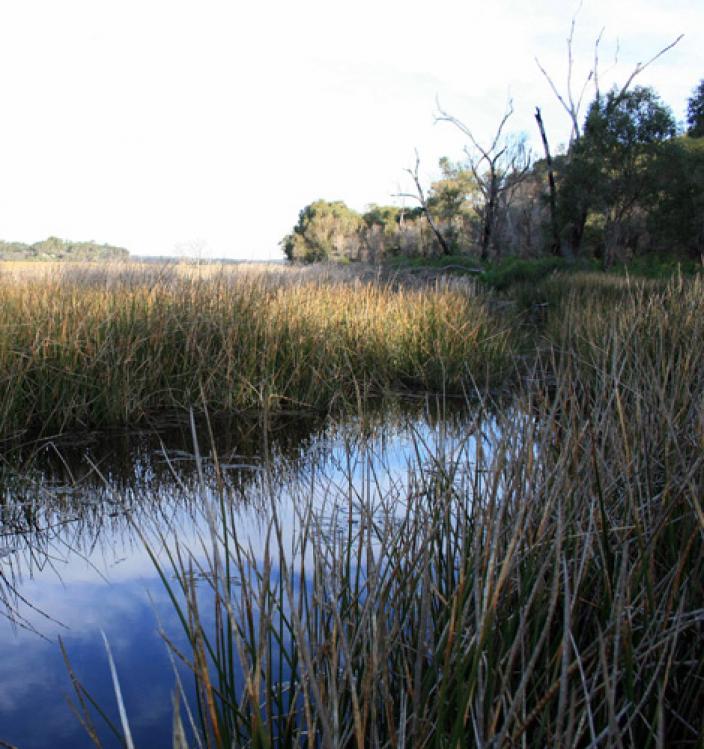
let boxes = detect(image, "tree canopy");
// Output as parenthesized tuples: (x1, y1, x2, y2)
(281, 201, 363, 262)
(556, 87, 677, 265)
(686, 79, 704, 138)
(0, 236, 130, 261)
(282, 78, 703, 266)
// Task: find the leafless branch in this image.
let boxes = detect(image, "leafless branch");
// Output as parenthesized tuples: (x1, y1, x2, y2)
(394, 150, 452, 256)
(435, 99, 531, 260)
(615, 34, 684, 101)
(537, 5, 683, 141)
(591, 27, 605, 101)
(435, 97, 514, 166)
(535, 56, 585, 141)
(565, 2, 583, 125)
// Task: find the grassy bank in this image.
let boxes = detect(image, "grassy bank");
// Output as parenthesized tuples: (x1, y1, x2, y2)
(0, 262, 511, 437)
(3, 259, 699, 438)
(69, 272, 704, 746)
(386, 252, 704, 283)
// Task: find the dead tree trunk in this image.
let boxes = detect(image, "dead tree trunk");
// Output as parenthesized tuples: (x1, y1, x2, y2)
(535, 11, 682, 260)
(436, 99, 531, 263)
(396, 152, 452, 256)
(534, 107, 562, 258)
(480, 174, 498, 261)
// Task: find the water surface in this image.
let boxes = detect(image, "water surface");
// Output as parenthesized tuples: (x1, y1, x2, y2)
(0, 404, 491, 748)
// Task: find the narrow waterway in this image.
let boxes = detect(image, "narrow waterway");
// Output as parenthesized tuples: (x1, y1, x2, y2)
(0, 403, 494, 748)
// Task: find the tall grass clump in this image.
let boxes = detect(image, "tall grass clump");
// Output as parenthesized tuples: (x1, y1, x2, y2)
(0, 263, 511, 436)
(87, 274, 704, 746)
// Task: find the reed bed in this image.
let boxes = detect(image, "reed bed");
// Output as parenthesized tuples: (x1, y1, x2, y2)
(69, 274, 704, 746)
(0, 262, 510, 437)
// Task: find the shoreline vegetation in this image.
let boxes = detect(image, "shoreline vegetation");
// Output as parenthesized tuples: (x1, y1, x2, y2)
(0, 236, 129, 262)
(1, 258, 697, 745)
(280, 83, 704, 269)
(0, 260, 509, 438)
(49, 259, 702, 746)
(3, 30, 703, 749)
(0, 257, 700, 439)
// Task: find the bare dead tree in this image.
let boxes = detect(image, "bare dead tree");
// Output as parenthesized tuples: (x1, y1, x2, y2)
(534, 107, 562, 257)
(613, 35, 684, 102)
(395, 150, 452, 256)
(535, 4, 599, 143)
(436, 99, 531, 261)
(535, 2, 682, 143)
(534, 6, 683, 257)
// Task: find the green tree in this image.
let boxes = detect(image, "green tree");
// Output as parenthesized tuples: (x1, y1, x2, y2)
(686, 79, 704, 138)
(646, 136, 704, 257)
(362, 204, 402, 233)
(0, 236, 129, 260)
(281, 200, 362, 263)
(559, 86, 675, 266)
(535, 10, 682, 258)
(427, 158, 477, 253)
(361, 204, 402, 260)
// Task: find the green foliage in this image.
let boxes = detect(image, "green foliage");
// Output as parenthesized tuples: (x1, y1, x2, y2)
(282, 83, 704, 266)
(686, 78, 704, 138)
(610, 253, 704, 278)
(283, 162, 483, 265)
(428, 158, 476, 220)
(280, 200, 362, 263)
(480, 256, 580, 291)
(0, 236, 129, 261)
(585, 86, 676, 148)
(427, 158, 478, 252)
(645, 136, 704, 256)
(385, 253, 481, 271)
(480, 255, 700, 295)
(362, 203, 402, 231)
(360, 204, 405, 258)
(557, 86, 676, 262)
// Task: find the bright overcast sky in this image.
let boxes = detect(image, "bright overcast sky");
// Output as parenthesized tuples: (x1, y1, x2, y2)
(0, 0, 700, 260)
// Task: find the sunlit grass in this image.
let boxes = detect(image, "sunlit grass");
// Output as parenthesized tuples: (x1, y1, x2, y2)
(0, 261, 511, 436)
(63, 272, 704, 746)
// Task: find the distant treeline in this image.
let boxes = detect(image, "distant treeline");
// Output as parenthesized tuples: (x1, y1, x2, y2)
(282, 79, 704, 267)
(0, 236, 129, 261)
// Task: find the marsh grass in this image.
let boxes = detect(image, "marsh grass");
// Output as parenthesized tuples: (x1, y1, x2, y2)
(6, 265, 699, 745)
(0, 262, 511, 436)
(63, 274, 704, 746)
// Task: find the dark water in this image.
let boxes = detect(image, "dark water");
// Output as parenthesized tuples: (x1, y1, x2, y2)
(0, 404, 489, 748)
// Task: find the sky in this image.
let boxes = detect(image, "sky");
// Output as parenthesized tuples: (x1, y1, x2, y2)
(0, 0, 700, 260)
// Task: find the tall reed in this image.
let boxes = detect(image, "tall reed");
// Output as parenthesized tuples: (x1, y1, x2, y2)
(0, 262, 510, 436)
(112, 274, 704, 746)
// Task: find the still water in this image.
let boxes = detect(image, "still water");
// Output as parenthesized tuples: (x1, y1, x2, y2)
(0, 404, 492, 748)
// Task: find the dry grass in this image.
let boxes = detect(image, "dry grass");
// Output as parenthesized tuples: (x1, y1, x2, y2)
(0, 261, 511, 436)
(6, 265, 697, 745)
(63, 273, 704, 747)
